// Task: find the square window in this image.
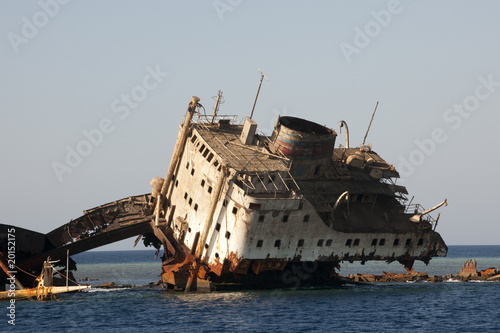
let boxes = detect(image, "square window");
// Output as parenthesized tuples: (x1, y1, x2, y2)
(371, 239, 378, 246)
(258, 215, 265, 222)
(317, 239, 324, 246)
(405, 239, 412, 246)
(199, 144, 205, 153)
(282, 215, 289, 222)
(194, 204, 198, 211)
(207, 153, 214, 163)
(257, 240, 263, 248)
(188, 198, 192, 206)
(346, 239, 352, 246)
(326, 239, 332, 246)
(232, 207, 238, 214)
(274, 240, 281, 248)
(393, 239, 400, 246)
(208, 186, 213, 194)
(298, 239, 304, 247)
(191, 168, 195, 176)
(353, 239, 360, 246)
(215, 223, 221, 231)
(379, 238, 386, 246)
(249, 203, 262, 210)
(201, 179, 205, 187)
(225, 231, 231, 239)
(184, 192, 188, 199)
(303, 215, 310, 222)
(418, 238, 424, 246)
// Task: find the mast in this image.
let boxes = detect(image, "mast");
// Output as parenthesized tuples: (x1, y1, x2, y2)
(361, 101, 379, 149)
(155, 96, 200, 226)
(250, 69, 269, 119)
(210, 90, 223, 124)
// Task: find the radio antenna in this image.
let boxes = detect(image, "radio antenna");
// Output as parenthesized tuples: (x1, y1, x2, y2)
(361, 101, 379, 149)
(210, 90, 224, 124)
(250, 69, 269, 119)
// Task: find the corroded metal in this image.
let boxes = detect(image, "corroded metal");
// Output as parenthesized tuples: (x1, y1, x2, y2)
(0, 195, 154, 288)
(1, 94, 450, 292)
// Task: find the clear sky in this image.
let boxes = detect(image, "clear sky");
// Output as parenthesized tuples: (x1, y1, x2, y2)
(1, 0, 499, 250)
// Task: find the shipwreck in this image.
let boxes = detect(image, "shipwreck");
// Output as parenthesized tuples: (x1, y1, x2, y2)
(1, 88, 448, 292)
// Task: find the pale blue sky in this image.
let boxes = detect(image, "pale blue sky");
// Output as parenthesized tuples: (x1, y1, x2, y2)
(1, 0, 499, 250)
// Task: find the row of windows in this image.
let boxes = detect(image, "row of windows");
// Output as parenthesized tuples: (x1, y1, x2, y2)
(190, 134, 222, 170)
(346, 238, 424, 247)
(255, 238, 426, 249)
(200, 179, 213, 193)
(183, 192, 199, 211)
(256, 239, 334, 248)
(213, 222, 231, 239)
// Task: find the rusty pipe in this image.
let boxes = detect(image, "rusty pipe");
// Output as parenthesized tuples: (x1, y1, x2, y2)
(339, 121, 349, 149)
(155, 96, 200, 226)
(197, 165, 226, 259)
(420, 198, 447, 216)
(410, 198, 447, 223)
(333, 191, 349, 215)
(185, 165, 226, 292)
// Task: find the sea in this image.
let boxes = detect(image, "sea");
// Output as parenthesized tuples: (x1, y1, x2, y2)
(3, 245, 499, 332)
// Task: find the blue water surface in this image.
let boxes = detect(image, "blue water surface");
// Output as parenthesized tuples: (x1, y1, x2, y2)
(3, 246, 499, 332)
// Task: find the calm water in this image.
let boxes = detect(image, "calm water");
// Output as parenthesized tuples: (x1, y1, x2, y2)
(3, 246, 500, 332)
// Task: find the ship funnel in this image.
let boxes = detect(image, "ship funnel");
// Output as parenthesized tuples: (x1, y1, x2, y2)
(272, 116, 336, 179)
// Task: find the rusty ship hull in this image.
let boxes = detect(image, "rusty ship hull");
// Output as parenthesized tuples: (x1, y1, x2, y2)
(1, 95, 448, 292)
(149, 97, 447, 291)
